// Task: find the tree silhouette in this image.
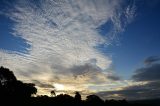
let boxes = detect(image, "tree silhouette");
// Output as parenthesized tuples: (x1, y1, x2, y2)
(74, 91, 82, 106)
(51, 90, 56, 96)
(74, 91, 81, 101)
(55, 94, 75, 105)
(0, 66, 37, 98)
(0, 66, 17, 84)
(85, 95, 104, 105)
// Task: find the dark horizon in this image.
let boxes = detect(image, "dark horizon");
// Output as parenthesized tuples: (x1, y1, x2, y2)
(1, 66, 160, 106)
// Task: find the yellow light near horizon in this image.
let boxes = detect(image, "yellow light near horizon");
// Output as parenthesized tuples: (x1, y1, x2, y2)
(54, 83, 65, 90)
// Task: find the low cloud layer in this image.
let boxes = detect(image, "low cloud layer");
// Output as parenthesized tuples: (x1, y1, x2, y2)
(96, 56, 160, 100)
(133, 56, 160, 81)
(144, 56, 160, 65)
(0, 0, 135, 95)
(96, 81, 160, 100)
(132, 63, 160, 81)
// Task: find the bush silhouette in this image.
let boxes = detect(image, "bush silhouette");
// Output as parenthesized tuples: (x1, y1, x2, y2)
(85, 95, 104, 105)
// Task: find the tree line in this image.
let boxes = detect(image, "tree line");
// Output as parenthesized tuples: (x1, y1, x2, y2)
(0, 66, 153, 106)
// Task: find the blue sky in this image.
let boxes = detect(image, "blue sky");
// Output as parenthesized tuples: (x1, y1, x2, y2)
(0, 15, 30, 53)
(97, 0, 160, 79)
(111, 0, 160, 79)
(0, 0, 160, 100)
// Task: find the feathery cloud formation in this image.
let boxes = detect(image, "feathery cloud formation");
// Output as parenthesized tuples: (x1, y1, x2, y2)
(0, 0, 136, 95)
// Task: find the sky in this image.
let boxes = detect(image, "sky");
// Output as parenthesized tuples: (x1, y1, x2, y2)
(0, 0, 160, 100)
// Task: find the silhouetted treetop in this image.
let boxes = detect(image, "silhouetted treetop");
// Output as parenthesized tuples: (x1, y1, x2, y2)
(0, 66, 37, 98)
(86, 94, 104, 105)
(51, 90, 56, 96)
(75, 91, 81, 101)
(0, 66, 17, 85)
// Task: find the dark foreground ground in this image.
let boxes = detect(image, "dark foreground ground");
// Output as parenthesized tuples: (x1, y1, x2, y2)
(1, 96, 160, 106)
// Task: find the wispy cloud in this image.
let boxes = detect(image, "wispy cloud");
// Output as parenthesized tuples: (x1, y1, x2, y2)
(0, 0, 136, 95)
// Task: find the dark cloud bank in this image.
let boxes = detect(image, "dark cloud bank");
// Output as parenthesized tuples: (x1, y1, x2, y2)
(96, 56, 160, 100)
(144, 56, 160, 65)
